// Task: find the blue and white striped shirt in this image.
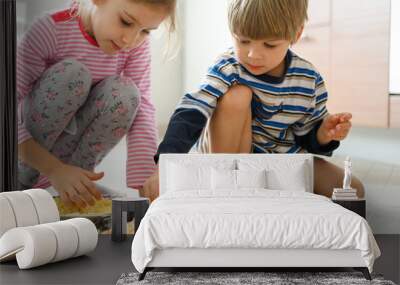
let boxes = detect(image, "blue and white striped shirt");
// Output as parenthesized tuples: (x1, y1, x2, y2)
(156, 49, 338, 160)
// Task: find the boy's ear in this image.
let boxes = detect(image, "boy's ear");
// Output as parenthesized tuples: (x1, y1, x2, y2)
(292, 25, 305, 44)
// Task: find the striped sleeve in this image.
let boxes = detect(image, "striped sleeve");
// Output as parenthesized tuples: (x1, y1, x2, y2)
(16, 15, 57, 144)
(123, 39, 158, 189)
(292, 72, 329, 136)
(178, 56, 238, 119)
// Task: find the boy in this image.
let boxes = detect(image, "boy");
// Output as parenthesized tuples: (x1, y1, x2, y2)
(142, 0, 364, 201)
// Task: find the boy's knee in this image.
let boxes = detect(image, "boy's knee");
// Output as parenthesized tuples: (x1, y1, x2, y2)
(218, 85, 252, 113)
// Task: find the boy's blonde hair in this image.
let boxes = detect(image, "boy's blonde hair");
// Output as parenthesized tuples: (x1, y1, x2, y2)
(228, 0, 308, 42)
(74, 0, 177, 34)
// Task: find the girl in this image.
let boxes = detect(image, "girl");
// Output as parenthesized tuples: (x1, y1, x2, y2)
(17, 0, 176, 209)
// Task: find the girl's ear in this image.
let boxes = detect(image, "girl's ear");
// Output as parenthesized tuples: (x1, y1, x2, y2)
(292, 25, 304, 44)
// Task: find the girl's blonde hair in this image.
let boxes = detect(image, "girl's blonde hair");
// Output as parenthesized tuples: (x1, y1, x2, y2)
(74, 0, 177, 35)
(228, 0, 308, 42)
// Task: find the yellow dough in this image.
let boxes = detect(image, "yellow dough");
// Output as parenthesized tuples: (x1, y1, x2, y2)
(53, 197, 112, 216)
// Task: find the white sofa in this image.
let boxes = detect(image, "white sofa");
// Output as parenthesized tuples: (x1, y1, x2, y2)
(0, 189, 98, 269)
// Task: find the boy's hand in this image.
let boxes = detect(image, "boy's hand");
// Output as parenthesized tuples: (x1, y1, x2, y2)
(48, 163, 103, 209)
(140, 168, 159, 202)
(317, 112, 352, 145)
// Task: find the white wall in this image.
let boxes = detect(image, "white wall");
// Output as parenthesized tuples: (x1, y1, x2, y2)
(390, 0, 400, 93)
(182, 0, 232, 92)
(150, 27, 183, 131)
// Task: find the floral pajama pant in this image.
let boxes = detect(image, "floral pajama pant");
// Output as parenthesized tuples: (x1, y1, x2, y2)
(18, 59, 140, 188)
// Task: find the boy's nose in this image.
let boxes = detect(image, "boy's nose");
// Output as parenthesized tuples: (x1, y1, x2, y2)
(248, 48, 262, 59)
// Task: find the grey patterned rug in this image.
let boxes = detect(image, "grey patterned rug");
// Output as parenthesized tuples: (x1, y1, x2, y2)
(117, 271, 396, 285)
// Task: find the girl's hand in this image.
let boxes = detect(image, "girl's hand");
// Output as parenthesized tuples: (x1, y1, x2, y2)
(140, 168, 159, 202)
(48, 163, 103, 209)
(317, 113, 352, 145)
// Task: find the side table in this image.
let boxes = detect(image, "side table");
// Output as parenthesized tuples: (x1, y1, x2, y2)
(112, 197, 149, 242)
(332, 199, 366, 218)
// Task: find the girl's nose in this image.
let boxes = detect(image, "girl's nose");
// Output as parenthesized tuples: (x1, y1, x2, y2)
(121, 35, 131, 47)
(122, 32, 138, 48)
(122, 33, 138, 48)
